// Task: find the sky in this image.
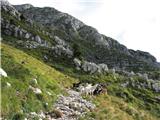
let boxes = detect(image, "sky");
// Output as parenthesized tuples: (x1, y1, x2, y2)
(8, 0, 160, 62)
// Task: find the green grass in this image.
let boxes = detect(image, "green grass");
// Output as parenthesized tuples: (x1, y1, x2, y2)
(1, 43, 77, 119)
(80, 94, 158, 120)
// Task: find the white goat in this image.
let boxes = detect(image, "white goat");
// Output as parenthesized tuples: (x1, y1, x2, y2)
(89, 84, 98, 95)
(84, 84, 92, 95)
(79, 83, 98, 96)
(78, 85, 85, 94)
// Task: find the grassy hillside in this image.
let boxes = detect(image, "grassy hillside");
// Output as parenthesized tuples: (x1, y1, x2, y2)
(1, 43, 77, 119)
(80, 94, 158, 120)
(1, 43, 160, 120)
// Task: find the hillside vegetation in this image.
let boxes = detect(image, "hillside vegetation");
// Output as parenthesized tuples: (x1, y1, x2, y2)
(1, 43, 160, 120)
(1, 43, 76, 119)
(1, 1, 160, 120)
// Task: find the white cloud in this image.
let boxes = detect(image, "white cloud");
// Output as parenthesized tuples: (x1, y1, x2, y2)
(8, 0, 160, 61)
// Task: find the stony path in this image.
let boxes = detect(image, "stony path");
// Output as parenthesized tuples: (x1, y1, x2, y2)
(25, 89, 95, 120)
(51, 89, 95, 120)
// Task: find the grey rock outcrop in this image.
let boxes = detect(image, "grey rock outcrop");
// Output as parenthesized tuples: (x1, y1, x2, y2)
(122, 78, 160, 93)
(73, 58, 81, 70)
(52, 45, 73, 58)
(117, 70, 135, 77)
(99, 63, 109, 73)
(78, 26, 109, 47)
(51, 36, 74, 58)
(15, 6, 85, 33)
(14, 4, 33, 11)
(25, 33, 31, 39)
(81, 61, 99, 74)
(1, 17, 50, 48)
(73, 58, 108, 74)
(35, 35, 42, 43)
(1, 0, 21, 19)
(54, 36, 67, 46)
(152, 82, 160, 93)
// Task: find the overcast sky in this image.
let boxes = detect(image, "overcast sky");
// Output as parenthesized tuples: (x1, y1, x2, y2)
(8, 0, 160, 62)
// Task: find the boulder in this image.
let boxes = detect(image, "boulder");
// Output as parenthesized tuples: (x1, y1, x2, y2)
(29, 86, 42, 94)
(43, 55, 48, 60)
(47, 91, 52, 96)
(14, 26, 19, 37)
(6, 82, 11, 87)
(99, 63, 108, 73)
(54, 36, 67, 46)
(73, 58, 81, 70)
(52, 45, 73, 58)
(35, 35, 42, 43)
(25, 33, 30, 39)
(81, 61, 99, 74)
(30, 78, 37, 85)
(152, 82, 160, 93)
(0, 68, 7, 77)
(73, 59, 109, 74)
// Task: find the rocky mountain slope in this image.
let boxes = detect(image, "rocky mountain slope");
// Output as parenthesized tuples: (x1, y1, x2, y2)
(1, 0, 160, 120)
(14, 3, 160, 72)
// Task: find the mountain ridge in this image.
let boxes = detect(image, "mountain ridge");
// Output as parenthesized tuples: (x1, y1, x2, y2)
(12, 3, 160, 72)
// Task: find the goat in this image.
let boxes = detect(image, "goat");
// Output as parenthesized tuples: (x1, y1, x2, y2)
(89, 84, 98, 96)
(73, 81, 82, 88)
(78, 85, 85, 94)
(82, 84, 98, 96)
(93, 84, 107, 95)
(78, 83, 107, 96)
(84, 84, 93, 95)
(101, 88, 107, 95)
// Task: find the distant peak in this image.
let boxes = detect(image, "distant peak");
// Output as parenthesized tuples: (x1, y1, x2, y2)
(1, 0, 11, 6)
(14, 4, 34, 11)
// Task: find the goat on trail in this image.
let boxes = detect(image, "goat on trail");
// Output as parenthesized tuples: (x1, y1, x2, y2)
(78, 84, 98, 96)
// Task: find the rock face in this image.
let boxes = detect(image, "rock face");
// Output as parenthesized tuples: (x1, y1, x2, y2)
(1, 14, 50, 48)
(78, 26, 109, 47)
(1, 0, 21, 19)
(14, 6, 85, 34)
(13, 3, 160, 71)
